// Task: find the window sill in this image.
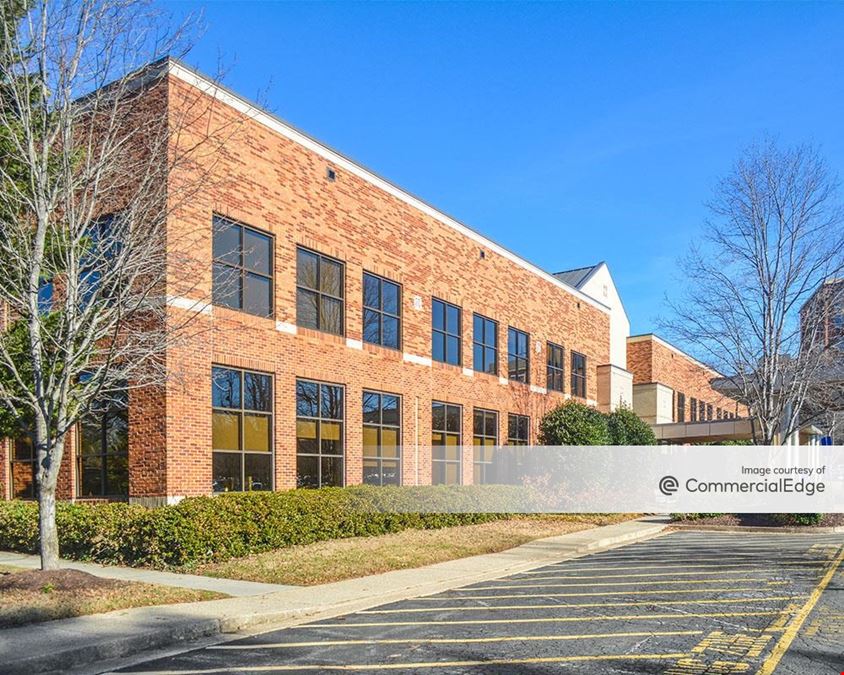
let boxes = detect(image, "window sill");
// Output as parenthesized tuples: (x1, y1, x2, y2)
(212, 304, 276, 326)
(431, 359, 463, 371)
(362, 341, 403, 358)
(296, 326, 347, 344)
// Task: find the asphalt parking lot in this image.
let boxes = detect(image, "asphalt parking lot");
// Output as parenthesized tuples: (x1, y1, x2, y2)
(115, 531, 844, 674)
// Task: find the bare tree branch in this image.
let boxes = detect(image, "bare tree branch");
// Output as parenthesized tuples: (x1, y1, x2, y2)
(662, 138, 844, 444)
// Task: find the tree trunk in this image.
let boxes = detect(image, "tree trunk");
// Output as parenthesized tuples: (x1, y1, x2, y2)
(38, 480, 60, 570)
(36, 428, 63, 571)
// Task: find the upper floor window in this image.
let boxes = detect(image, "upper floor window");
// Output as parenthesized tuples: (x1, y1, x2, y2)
(296, 247, 344, 335)
(363, 390, 401, 486)
(699, 400, 706, 421)
(570, 351, 587, 398)
(432, 298, 461, 365)
(432, 401, 462, 484)
(473, 408, 498, 485)
(473, 314, 498, 375)
(706, 404, 713, 421)
(296, 379, 344, 488)
(363, 273, 401, 349)
(508, 413, 530, 445)
(212, 215, 273, 317)
(676, 392, 686, 423)
(546, 342, 564, 392)
(690, 397, 698, 422)
(212, 367, 273, 493)
(716, 408, 722, 420)
(829, 313, 844, 349)
(508, 327, 529, 383)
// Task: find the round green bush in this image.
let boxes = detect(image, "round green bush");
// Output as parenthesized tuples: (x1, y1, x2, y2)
(607, 406, 657, 445)
(538, 401, 610, 445)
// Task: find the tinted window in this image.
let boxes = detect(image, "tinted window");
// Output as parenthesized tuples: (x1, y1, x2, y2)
(212, 215, 273, 317)
(432, 298, 461, 366)
(296, 247, 344, 335)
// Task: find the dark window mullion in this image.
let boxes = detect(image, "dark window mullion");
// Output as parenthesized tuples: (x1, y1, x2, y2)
(239, 371, 246, 489)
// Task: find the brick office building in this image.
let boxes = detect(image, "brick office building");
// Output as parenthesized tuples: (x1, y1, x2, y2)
(1, 58, 626, 504)
(627, 334, 749, 443)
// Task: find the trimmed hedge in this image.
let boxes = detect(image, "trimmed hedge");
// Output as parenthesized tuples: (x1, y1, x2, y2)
(767, 513, 824, 527)
(0, 485, 523, 569)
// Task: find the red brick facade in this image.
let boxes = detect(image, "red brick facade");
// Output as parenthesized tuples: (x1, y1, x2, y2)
(145, 72, 613, 500)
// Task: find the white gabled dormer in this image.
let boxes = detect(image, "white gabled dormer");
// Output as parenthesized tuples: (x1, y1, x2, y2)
(553, 262, 633, 411)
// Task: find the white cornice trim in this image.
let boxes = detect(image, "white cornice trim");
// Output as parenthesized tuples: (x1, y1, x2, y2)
(403, 352, 432, 367)
(166, 296, 212, 316)
(166, 60, 610, 316)
(275, 321, 297, 335)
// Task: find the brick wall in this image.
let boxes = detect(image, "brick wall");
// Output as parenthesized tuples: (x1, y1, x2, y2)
(627, 335, 746, 421)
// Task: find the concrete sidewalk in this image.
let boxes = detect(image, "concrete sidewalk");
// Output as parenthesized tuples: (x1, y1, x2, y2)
(0, 551, 290, 597)
(0, 517, 668, 675)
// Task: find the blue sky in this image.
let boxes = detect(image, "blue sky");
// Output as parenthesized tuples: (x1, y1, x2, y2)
(162, 1, 844, 334)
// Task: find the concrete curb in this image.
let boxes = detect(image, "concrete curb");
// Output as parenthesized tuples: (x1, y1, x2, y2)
(669, 522, 844, 534)
(0, 517, 668, 675)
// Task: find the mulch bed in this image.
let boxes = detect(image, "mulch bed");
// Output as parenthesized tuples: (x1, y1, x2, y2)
(0, 568, 122, 593)
(673, 513, 843, 528)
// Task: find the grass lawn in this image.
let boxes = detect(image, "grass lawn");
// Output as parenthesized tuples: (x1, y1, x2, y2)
(0, 564, 226, 629)
(196, 514, 635, 586)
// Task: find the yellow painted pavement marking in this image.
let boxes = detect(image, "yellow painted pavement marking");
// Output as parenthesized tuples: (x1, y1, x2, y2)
(422, 585, 786, 601)
(532, 560, 828, 574)
(502, 568, 823, 582)
(119, 652, 692, 673)
(756, 545, 844, 675)
(545, 549, 821, 567)
(359, 596, 806, 614)
(209, 629, 705, 650)
(464, 577, 800, 591)
(304, 610, 783, 628)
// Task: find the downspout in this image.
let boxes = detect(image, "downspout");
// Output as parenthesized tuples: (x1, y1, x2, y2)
(414, 396, 419, 485)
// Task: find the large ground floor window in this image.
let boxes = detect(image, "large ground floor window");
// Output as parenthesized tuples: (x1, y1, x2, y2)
(296, 379, 344, 488)
(212, 366, 273, 492)
(10, 437, 36, 499)
(363, 390, 401, 486)
(473, 408, 498, 485)
(78, 389, 129, 498)
(508, 414, 530, 446)
(432, 400, 462, 485)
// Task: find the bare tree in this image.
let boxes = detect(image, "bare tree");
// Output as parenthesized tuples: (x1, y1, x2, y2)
(664, 139, 844, 444)
(0, 0, 229, 569)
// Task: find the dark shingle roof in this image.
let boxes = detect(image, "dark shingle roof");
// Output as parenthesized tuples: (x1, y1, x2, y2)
(553, 264, 601, 289)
